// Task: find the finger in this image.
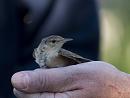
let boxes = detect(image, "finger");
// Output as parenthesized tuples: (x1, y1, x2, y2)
(11, 63, 88, 93)
(13, 88, 55, 98)
(13, 88, 89, 98)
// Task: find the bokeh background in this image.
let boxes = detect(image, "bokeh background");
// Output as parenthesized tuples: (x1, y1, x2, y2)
(100, 0, 130, 73)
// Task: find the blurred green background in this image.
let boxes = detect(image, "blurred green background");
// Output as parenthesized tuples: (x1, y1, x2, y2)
(100, 0, 130, 73)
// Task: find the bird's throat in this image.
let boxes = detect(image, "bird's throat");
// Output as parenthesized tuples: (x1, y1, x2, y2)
(46, 49, 59, 62)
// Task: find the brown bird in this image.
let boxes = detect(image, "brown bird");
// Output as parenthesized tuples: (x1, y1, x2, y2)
(33, 35, 92, 68)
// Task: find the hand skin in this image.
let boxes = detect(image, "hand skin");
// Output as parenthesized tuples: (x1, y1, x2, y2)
(11, 61, 130, 98)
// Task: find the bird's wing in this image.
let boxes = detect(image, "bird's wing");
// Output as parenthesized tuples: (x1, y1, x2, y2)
(59, 48, 92, 63)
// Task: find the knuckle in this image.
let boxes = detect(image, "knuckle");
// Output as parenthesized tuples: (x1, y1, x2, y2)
(40, 72, 48, 91)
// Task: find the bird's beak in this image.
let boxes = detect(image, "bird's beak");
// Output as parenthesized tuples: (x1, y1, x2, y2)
(64, 38, 73, 42)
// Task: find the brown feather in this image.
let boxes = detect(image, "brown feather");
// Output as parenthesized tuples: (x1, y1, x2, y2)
(59, 48, 92, 64)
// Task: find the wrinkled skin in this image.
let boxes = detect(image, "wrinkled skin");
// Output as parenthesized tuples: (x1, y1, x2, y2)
(11, 61, 130, 98)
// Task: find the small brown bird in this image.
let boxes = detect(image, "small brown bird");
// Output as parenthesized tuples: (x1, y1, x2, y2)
(33, 35, 92, 68)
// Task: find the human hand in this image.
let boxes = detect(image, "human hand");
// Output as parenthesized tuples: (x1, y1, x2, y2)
(11, 61, 130, 98)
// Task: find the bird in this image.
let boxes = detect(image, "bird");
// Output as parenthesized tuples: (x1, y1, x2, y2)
(33, 35, 92, 68)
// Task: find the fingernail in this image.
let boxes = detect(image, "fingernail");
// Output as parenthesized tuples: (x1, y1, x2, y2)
(11, 72, 29, 89)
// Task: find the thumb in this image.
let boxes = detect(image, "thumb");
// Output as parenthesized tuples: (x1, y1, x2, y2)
(11, 64, 84, 93)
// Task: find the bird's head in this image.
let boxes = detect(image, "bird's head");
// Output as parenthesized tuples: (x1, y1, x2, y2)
(45, 35, 73, 50)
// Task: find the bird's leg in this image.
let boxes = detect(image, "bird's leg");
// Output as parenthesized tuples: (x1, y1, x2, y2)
(41, 65, 48, 69)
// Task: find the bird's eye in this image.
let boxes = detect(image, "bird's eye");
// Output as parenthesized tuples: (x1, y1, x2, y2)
(51, 40, 56, 43)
